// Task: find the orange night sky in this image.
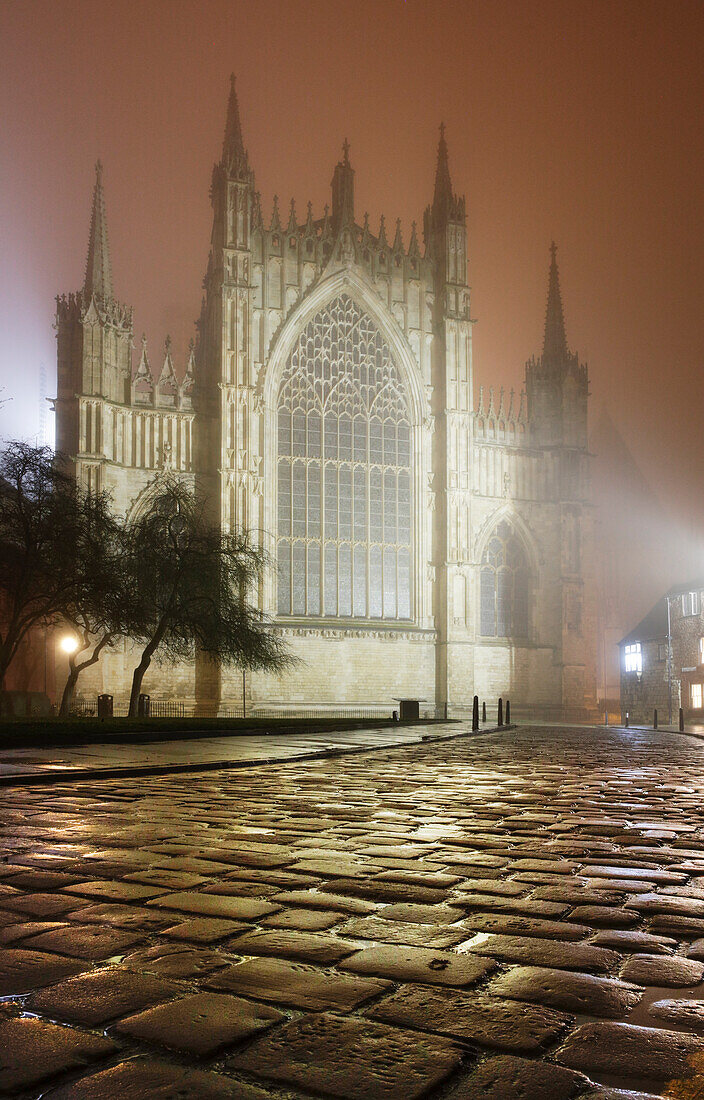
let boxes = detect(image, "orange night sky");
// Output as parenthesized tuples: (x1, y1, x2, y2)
(1, 0, 703, 566)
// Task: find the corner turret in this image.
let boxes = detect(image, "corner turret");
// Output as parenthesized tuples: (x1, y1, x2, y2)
(55, 163, 133, 484)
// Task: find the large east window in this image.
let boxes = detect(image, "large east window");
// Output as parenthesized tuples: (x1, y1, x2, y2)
(624, 642, 642, 673)
(479, 521, 530, 638)
(276, 295, 412, 620)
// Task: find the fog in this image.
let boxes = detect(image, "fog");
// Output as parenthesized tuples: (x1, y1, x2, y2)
(2, 0, 702, 692)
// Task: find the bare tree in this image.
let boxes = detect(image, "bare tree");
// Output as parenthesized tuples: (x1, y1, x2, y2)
(0, 442, 89, 710)
(57, 494, 134, 716)
(125, 479, 293, 717)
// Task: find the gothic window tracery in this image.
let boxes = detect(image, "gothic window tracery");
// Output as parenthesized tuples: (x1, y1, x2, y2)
(479, 520, 530, 638)
(277, 294, 412, 621)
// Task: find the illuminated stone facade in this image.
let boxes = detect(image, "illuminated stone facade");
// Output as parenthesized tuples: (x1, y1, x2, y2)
(55, 79, 596, 717)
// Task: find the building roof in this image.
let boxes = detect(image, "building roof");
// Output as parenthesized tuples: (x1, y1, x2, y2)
(619, 578, 704, 646)
(665, 578, 704, 598)
(619, 597, 668, 647)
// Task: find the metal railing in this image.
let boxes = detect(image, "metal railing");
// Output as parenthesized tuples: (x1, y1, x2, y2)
(66, 701, 423, 721)
(148, 701, 188, 718)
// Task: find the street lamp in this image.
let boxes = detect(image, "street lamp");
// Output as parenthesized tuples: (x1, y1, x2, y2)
(666, 595, 673, 726)
(59, 635, 79, 655)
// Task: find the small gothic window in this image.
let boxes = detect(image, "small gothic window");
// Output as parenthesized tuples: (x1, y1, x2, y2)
(479, 521, 530, 638)
(395, 255, 401, 267)
(289, 236, 297, 248)
(306, 239, 313, 255)
(379, 254, 385, 265)
(410, 257, 417, 271)
(272, 235, 280, 247)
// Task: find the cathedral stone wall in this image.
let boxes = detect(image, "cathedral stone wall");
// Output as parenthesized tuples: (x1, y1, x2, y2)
(54, 81, 597, 719)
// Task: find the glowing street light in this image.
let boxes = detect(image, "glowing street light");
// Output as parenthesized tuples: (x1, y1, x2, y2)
(59, 635, 79, 655)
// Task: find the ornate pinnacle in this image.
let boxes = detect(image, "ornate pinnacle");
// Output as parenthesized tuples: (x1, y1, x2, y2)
(432, 121, 453, 220)
(543, 241, 569, 364)
(222, 73, 250, 179)
(377, 214, 388, 249)
(270, 194, 281, 232)
(392, 218, 404, 253)
(287, 197, 297, 234)
(84, 160, 113, 302)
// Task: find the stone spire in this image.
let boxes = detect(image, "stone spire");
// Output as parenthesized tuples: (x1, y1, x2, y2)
(432, 123, 454, 222)
(222, 73, 250, 179)
(84, 161, 113, 301)
(543, 242, 569, 364)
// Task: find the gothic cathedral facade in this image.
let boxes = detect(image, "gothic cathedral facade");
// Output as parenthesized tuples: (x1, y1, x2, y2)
(55, 78, 596, 717)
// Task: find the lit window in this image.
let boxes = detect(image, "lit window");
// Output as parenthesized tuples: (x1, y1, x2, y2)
(692, 683, 703, 709)
(277, 294, 412, 621)
(682, 591, 700, 616)
(624, 643, 642, 673)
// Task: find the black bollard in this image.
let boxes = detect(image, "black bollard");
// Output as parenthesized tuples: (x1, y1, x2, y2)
(653, 708, 658, 730)
(498, 697, 503, 727)
(472, 695, 479, 731)
(680, 707, 685, 732)
(625, 712, 629, 727)
(482, 700, 487, 723)
(506, 699, 511, 725)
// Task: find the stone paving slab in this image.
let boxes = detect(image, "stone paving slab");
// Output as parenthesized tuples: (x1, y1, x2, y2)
(115, 991, 284, 1055)
(556, 1019, 704, 1078)
(5, 724, 704, 1095)
(444, 1053, 588, 1099)
(0, 1006, 117, 1093)
(367, 983, 570, 1051)
(207, 956, 393, 1010)
(43, 1057, 268, 1099)
(228, 1012, 463, 1099)
(27, 966, 183, 1025)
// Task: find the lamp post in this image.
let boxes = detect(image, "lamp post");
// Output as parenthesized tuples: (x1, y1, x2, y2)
(666, 595, 673, 727)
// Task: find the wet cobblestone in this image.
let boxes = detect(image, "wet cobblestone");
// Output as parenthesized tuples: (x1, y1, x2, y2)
(4, 725, 704, 1095)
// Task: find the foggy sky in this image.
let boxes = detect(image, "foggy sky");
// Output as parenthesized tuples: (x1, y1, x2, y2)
(1, 0, 703, 550)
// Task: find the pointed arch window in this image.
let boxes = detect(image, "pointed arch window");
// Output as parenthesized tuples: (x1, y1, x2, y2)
(479, 520, 530, 638)
(277, 294, 413, 621)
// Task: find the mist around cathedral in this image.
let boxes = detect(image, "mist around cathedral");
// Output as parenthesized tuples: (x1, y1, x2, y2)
(2, 2, 704, 1097)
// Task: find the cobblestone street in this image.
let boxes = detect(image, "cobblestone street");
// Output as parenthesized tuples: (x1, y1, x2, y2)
(4, 726, 704, 1097)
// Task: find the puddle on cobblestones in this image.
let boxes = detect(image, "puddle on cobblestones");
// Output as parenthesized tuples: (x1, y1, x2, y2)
(626, 979, 704, 1031)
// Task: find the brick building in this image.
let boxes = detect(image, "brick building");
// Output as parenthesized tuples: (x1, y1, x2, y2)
(620, 580, 704, 725)
(54, 78, 597, 717)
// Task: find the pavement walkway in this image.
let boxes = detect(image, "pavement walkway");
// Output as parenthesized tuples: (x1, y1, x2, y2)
(0, 722, 477, 783)
(3, 724, 704, 1097)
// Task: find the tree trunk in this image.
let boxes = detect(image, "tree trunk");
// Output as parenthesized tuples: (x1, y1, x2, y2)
(128, 654, 151, 718)
(59, 663, 81, 718)
(59, 634, 111, 718)
(128, 627, 165, 717)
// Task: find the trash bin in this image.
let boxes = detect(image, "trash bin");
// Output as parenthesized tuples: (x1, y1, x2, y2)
(97, 694, 113, 718)
(138, 694, 150, 718)
(398, 699, 420, 721)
